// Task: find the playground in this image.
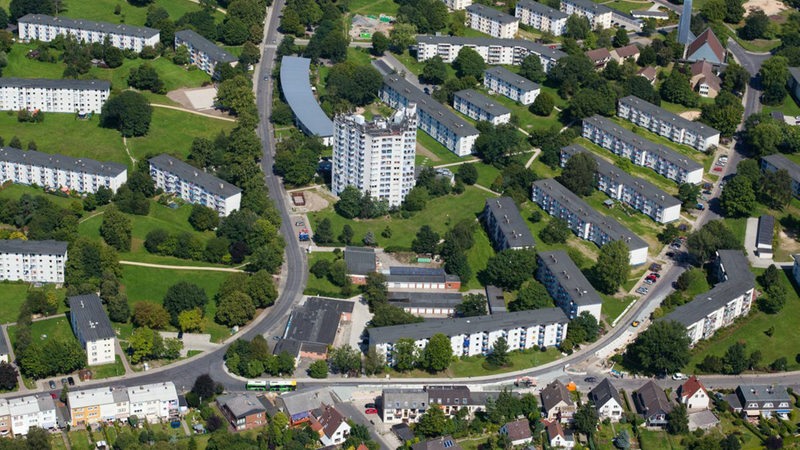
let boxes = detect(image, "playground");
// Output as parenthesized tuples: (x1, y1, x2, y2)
(349, 14, 395, 40)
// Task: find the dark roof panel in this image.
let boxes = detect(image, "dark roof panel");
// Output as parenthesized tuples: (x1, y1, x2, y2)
(68, 294, 115, 341)
(0, 77, 110, 91)
(484, 197, 536, 248)
(0, 146, 125, 178)
(149, 153, 242, 198)
(174, 29, 237, 64)
(19, 14, 159, 39)
(280, 56, 334, 138)
(757, 215, 774, 246)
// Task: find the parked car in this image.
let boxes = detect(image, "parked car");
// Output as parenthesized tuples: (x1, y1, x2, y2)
(631, 321, 640, 327)
(365, 403, 377, 409)
(365, 408, 378, 414)
(48, 380, 56, 389)
(672, 373, 688, 380)
(584, 377, 598, 383)
(649, 263, 662, 272)
(644, 278, 654, 285)
(649, 273, 661, 279)
(67, 377, 75, 386)
(666, 251, 675, 258)
(636, 287, 648, 295)
(696, 203, 705, 210)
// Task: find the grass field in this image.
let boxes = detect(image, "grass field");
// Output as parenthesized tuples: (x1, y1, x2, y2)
(601, 294, 635, 326)
(484, 89, 564, 132)
(416, 128, 468, 166)
(0, 184, 81, 209)
(604, 0, 654, 13)
(120, 265, 231, 342)
(0, 283, 66, 324)
(92, 355, 127, 379)
(473, 162, 501, 189)
(388, 347, 562, 377)
(127, 108, 236, 162)
(583, 190, 665, 251)
(762, 96, 800, 118)
(348, 0, 399, 16)
(9, 315, 76, 349)
(465, 226, 495, 290)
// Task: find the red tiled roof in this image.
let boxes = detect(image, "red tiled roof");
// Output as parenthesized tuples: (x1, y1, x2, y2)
(686, 28, 725, 63)
(680, 376, 707, 400)
(545, 420, 565, 440)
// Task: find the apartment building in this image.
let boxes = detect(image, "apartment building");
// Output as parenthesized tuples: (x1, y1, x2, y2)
(332, 106, 417, 207)
(665, 250, 755, 345)
(385, 266, 461, 290)
(174, 29, 238, 78)
(127, 382, 179, 423)
(536, 250, 603, 322)
(149, 153, 242, 216)
(69, 294, 116, 366)
(560, 145, 681, 223)
(531, 179, 649, 265)
(453, 89, 511, 125)
(68, 387, 129, 427)
(18, 14, 160, 51)
(466, 4, 520, 38)
(560, 0, 613, 29)
(217, 393, 267, 431)
(442, 0, 473, 10)
(0, 78, 110, 114)
(0, 147, 127, 194)
(483, 197, 536, 250)
(515, 0, 568, 36)
(483, 67, 540, 105)
(582, 115, 704, 184)
(0, 239, 67, 284)
(761, 154, 800, 198)
(382, 389, 428, 424)
(280, 56, 333, 145)
(617, 96, 720, 152)
(368, 308, 569, 364)
(0, 399, 10, 437)
(8, 395, 57, 436)
(415, 35, 567, 73)
(380, 74, 479, 156)
(0, 333, 8, 364)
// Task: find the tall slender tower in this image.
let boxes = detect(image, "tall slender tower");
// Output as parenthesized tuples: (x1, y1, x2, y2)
(332, 105, 418, 208)
(677, 0, 694, 45)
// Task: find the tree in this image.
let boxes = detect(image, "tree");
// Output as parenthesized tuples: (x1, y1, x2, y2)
(371, 31, 389, 55)
(238, 41, 261, 67)
(132, 302, 170, 329)
(192, 374, 215, 400)
(474, 123, 524, 165)
(687, 220, 741, 263)
(724, 0, 745, 23)
(163, 282, 208, 325)
(0, 361, 18, 391)
(666, 403, 689, 435)
(189, 204, 219, 231)
(215, 291, 256, 326)
(613, 28, 630, 47)
(389, 22, 417, 51)
(339, 224, 354, 245)
(721, 434, 742, 450)
(678, 183, 701, 208)
(215, 75, 256, 116)
(519, 54, 546, 83)
(626, 75, 661, 105)
(660, 70, 698, 107)
(486, 336, 510, 367)
(420, 56, 448, 85)
(9, 0, 55, 21)
(452, 47, 485, 79)
(457, 163, 478, 185)
(565, 14, 590, 39)
(574, 402, 600, 436)
(700, 91, 744, 137)
(624, 320, 691, 375)
(314, 217, 334, 244)
(483, 249, 538, 290)
(308, 360, 328, 378)
(455, 293, 487, 317)
(416, 404, 449, 437)
(326, 62, 383, 107)
(107, 294, 130, 323)
(593, 240, 630, 294)
(510, 281, 552, 311)
(569, 311, 600, 343)
(335, 186, 364, 219)
(128, 326, 160, 364)
(393, 338, 418, 371)
(100, 91, 153, 137)
(329, 345, 362, 375)
(99, 205, 131, 251)
(721, 175, 756, 218)
(247, 270, 277, 308)
(770, 357, 788, 372)
(760, 56, 789, 105)
(412, 225, 440, 254)
(178, 308, 204, 332)
(761, 169, 792, 210)
(127, 63, 164, 94)
(739, 8, 769, 40)
(567, 84, 618, 120)
(529, 92, 554, 116)
(722, 61, 749, 94)
(421, 333, 453, 372)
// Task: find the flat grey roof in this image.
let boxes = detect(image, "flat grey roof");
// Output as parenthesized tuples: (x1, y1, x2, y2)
(0, 330, 8, 356)
(583, 115, 703, 172)
(68, 294, 115, 341)
(563, 0, 613, 15)
(762, 154, 800, 183)
(383, 74, 479, 138)
(387, 266, 460, 284)
(619, 95, 720, 140)
(484, 66, 540, 92)
(19, 14, 159, 39)
(532, 178, 649, 252)
(344, 247, 377, 275)
(388, 292, 464, 308)
(562, 144, 681, 209)
(484, 197, 536, 248)
(0, 77, 110, 91)
(631, 9, 669, 18)
(175, 29, 237, 64)
(516, 0, 568, 19)
(790, 67, 800, 84)
(737, 385, 791, 403)
(757, 215, 774, 247)
(280, 56, 334, 138)
(0, 147, 125, 178)
(368, 308, 568, 344)
(283, 297, 354, 346)
(217, 393, 266, 418)
(466, 4, 520, 24)
(665, 250, 754, 327)
(0, 239, 67, 255)
(537, 250, 602, 308)
(485, 285, 506, 313)
(454, 89, 511, 118)
(149, 153, 241, 198)
(415, 35, 567, 61)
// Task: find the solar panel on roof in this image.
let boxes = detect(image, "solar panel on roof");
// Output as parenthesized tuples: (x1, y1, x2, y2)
(443, 440, 454, 448)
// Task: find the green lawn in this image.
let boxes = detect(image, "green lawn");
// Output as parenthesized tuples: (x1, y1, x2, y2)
(347, 47, 373, 67)
(481, 89, 564, 132)
(50, 435, 68, 450)
(605, 0, 654, 13)
(601, 294, 635, 326)
(688, 266, 800, 372)
(578, 137, 679, 195)
(519, 202, 601, 267)
(305, 252, 350, 298)
(0, 183, 81, 209)
(127, 108, 236, 162)
(309, 186, 494, 249)
(120, 265, 231, 342)
(610, 116, 708, 164)
(92, 355, 127, 379)
(416, 129, 470, 166)
(464, 226, 495, 290)
(473, 162, 501, 189)
(69, 430, 93, 450)
(583, 190, 665, 251)
(637, 429, 685, 450)
(762, 96, 800, 118)
(389, 347, 562, 378)
(9, 316, 76, 349)
(348, 0, 399, 16)
(0, 283, 34, 324)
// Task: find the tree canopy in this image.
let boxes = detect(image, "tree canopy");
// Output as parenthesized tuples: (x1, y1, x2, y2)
(624, 320, 691, 375)
(100, 91, 153, 137)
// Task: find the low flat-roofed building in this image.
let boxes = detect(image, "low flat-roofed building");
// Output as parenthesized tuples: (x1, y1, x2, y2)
(388, 292, 465, 317)
(344, 247, 378, 284)
(762, 154, 800, 199)
(453, 89, 511, 125)
(149, 154, 242, 216)
(415, 35, 566, 73)
(174, 29, 237, 77)
(483, 66, 540, 105)
(277, 297, 354, 360)
(483, 197, 536, 250)
(631, 9, 669, 19)
(217, 393, 267, 431)
(0, 239, 67, 284)
(485, 285, 506, 314)
(466, 4, 520, 38)
(756, 214, 774, 258)
(69, 294, 115, 366)
(537, 250, 602, 322)
(617, 95, 720, 152)
(385, 266, 461, 290)
(531, 179, 649, 265)
(280, 56, 333, 145)
(515, 0, 568, 36)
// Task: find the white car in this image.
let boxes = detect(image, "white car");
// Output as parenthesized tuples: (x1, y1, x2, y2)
(672, 373, 688, 380)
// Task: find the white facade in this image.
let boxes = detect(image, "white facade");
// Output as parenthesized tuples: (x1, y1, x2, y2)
(515, 0, 568, 35)
(560, 0, 613, 29)
(0, 240, 67, 284)
(680, 385, 710, 411)
(18, 14, 159, 52)
(443, 0, 472, 9)
(8, 396, 57, 436)
(332, 106, 417, 207)
(453, 90, 511, 125)
(0, 147, 127, 194)
(484, 67, 540, 105)
(617, 96, 720, 152)
(149, 154, 242, 217)
(596, 397, 624, 421)
(0, 78, 110, 114)
(416, 36, 566, 73)
(319, 419, 351, 446)
(127, 383, 179, 423)
(174, 30, 238, 78)
(466, 4, 520, 38)
(85, 337, 115, 366)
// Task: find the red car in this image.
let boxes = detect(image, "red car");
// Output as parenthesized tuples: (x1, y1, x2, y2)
(365, 408, 378, 414)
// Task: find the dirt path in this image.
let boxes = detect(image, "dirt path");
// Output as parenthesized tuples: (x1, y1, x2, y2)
(122, 136, 136, 165)
(185, 0, 227, 14)
(150, 103, 237, 122)
(119, 260, 244, 272)
(416, 143, 440, 162)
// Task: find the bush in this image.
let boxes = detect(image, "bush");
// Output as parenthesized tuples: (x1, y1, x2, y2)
(529, 92, 554, 116)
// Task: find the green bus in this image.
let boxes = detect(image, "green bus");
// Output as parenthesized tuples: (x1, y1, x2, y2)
(246, 380, 297, 392)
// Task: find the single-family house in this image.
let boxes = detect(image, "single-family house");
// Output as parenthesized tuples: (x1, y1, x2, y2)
(588, 379, 624, 421)
(633, 380, 672, 427)
(678, 376, 710, 411)
(541, 380, 576, 423)
(499, 418, 532, 446)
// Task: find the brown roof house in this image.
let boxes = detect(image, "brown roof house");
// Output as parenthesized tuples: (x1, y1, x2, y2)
(637, 66, 657, 85)
(311, 404, 351, 446)
(541, 380, 576, 423)
(634, 380, 673, 427)
(544, 419, 575, 448)
(678, 376, 710, 411)
(611, 44, 640, 63)
(690, 61, 721, 98)
(685, 28, 725, 65)
(499, 418, 532, 446)
(585, 48, 612, 69)
(216, 393, 267, 431)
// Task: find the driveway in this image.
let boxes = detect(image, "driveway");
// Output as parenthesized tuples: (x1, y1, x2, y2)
(744, 217, 794, 268)
(159, 332, 221, 357)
